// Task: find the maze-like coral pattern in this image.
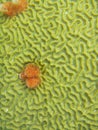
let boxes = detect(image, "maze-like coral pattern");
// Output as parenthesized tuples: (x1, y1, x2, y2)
(0, 0, 98, 130)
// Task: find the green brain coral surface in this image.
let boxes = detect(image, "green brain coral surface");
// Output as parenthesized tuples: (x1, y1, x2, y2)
(0, 0, 98, 130)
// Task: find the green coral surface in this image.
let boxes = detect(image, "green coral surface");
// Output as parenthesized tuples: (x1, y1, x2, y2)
(0, 0, 98, 130)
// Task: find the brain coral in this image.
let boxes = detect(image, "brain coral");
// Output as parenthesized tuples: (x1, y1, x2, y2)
(0, 0, 98, 130)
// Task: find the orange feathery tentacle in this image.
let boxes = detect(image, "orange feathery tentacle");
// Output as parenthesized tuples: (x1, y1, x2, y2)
(0, 0, 27, 16)
(24, 64, 40, 78)
(19, 64, 41, 89)
(3, 2, 19, 16)
(26, 78, 40, 89)
(17, 0, 27, 12)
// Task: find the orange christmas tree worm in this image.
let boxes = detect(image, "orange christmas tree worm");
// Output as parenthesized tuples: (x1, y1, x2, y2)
(19, 64, 41, 89)
(0, 0, 27, 16)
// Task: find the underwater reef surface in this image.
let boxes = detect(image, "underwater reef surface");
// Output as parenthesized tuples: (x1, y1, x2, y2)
(0, 0, 98, 130)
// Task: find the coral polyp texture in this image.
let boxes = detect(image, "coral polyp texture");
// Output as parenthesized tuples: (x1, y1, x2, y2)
(19, 64, 40, 88)
(0, 0, 98, 130)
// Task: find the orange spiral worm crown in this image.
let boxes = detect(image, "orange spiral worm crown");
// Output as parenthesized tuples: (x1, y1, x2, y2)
(19, 64, 41, 89)
(0, 0, 27, 16)
(26, 78, 41, 89)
